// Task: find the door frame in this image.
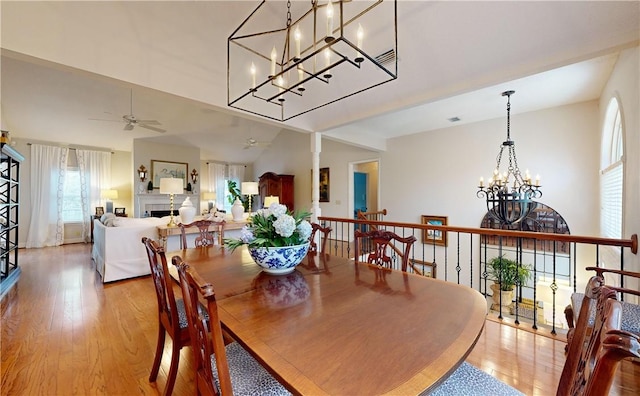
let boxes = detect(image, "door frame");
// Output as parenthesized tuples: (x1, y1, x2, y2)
(348, 159, 380, 220)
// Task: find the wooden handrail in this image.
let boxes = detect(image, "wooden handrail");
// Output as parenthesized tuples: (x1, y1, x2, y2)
(356, 209, 387, 219)
(319, 216, 638, 254)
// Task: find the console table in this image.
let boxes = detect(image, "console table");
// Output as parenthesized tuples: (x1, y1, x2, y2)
(156, 220, 248, 250)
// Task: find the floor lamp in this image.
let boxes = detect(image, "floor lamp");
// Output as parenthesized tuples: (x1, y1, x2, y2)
(159, 178, 183, 227)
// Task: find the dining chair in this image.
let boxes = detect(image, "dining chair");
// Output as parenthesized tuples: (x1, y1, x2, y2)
(557, 282, 639, 395)
(178, 219, 222, 249)
(354, 229, 417, 272)
(171, 255, 291, 396)
(142, 237, 191, 396)
(309, 222, 332, 254)
(564, 266, 640, 351)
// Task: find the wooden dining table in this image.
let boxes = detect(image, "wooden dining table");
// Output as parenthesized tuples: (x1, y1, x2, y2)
(167, 245, 488, 396)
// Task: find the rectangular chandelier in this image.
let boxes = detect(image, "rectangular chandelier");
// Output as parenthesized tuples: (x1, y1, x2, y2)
(228, 0, 397, 122)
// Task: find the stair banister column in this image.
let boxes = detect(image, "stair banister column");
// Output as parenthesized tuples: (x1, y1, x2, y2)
(311, 132, 322, 224)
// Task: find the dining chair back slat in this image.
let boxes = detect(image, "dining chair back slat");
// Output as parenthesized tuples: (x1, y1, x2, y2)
(309, 223, 332, 254)
(179, 219, 223, 249)
(354, 229, 417, 272)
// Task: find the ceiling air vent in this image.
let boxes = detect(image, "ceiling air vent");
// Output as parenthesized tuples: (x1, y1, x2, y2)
(374, 49, 396, 65)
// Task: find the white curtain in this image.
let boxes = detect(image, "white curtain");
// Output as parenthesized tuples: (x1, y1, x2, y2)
(208, 162, 227, 210)
(76, 149, 111, 242)
(228, 164, 245, 184)
(26, 144, 68, 248)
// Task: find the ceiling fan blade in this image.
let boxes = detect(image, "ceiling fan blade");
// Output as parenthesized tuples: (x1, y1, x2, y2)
(136, 119, 161, 125)
(139, 124, 166, 133)
(89, 118, 122, 123)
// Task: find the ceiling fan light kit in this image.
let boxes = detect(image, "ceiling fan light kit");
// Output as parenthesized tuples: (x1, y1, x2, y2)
(228, 0, 397, 121)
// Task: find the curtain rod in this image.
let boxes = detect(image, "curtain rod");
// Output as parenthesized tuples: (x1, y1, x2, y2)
(27, 142, 114, 154)
(206, 161, 247, 167)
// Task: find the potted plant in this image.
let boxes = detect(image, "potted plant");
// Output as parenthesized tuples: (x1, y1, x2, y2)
(487, 255, 532, 309)
(227, 180, 249, 211)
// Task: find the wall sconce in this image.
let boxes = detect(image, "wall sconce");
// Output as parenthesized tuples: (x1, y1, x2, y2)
(191, 169, 199, 184)
(138, 165, 148, 182)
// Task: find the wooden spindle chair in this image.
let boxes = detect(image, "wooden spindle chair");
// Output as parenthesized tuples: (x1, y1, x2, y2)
(171, 256, 290, 396)
(354, 229, 417, 272)
(141, 237, 191, 396)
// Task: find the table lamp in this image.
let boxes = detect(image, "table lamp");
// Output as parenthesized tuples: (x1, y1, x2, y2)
(263, 195, 279, 208)
(202, 191, 217, 212)
(159, 178, 183, 226)
(241, 182, 259, 213)
(101, 189, 119, 213)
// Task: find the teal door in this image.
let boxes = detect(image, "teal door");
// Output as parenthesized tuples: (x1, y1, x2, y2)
(354, 172, 367, 218)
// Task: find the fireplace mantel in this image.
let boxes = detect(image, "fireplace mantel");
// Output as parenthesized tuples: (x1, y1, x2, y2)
(135, 193, 200, 218)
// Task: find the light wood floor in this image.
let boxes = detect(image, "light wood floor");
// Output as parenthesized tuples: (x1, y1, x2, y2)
(1, 243, 638, 395)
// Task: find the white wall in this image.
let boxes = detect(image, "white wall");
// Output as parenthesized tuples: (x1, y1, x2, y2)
(599, 47, 639, 294)
(382, 101, 600, 234)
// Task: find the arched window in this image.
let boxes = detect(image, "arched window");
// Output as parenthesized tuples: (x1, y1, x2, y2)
(600, 97, 624, 268)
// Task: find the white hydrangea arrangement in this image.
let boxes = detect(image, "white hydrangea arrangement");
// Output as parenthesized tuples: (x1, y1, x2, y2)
(225, 203, 312, 251)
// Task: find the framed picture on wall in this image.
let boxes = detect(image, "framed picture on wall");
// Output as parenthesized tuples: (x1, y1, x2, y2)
(310, 167, 330, 203)
(151, 160, 188, 189)
(319, 168, 330, 202)
(95, 207, 104, 216)
(421, 215, 448, 246)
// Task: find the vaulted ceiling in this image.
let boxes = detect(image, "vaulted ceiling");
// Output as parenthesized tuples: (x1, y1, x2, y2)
(1, 1, 638, 162)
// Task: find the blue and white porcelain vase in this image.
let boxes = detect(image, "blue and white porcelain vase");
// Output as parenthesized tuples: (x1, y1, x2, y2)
(248, 242, 310, 275)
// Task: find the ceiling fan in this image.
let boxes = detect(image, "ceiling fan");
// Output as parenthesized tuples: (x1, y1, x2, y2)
(91, 89, 166, 133)
(243, 137, 271, 149)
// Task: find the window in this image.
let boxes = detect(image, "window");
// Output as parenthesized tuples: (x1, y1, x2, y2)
(62, 167, 83, 222)
(600, 97, 624, 271)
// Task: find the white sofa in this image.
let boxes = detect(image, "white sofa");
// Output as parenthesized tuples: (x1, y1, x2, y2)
(91, 216, 167, 283)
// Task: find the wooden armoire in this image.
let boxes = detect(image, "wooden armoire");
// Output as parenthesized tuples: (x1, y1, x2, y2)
(258, 172, 295, 211)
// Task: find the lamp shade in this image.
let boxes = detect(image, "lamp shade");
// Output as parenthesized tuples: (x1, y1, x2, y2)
(101, 189, 119, 200)
(264, 195, 279, 207)
(159, 178, 183, 195)
(202, 191, 217, 201)
(241, 182, 259, 195)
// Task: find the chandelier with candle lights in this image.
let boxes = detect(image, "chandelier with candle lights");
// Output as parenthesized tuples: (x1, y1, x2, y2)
(477, 90, 542, 225)
(227, 0, 397, 122)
